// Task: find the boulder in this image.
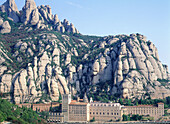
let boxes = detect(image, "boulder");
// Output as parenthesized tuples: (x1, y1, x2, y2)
(0, 18, 3, 25)
(92, 60, 99, 75)
(65, 53, 71, 65)
(54, 14, 59, 24)
(108, 38, 119, 45)
(0, 74, 12, 93)
(50, 78, 59, 101)
(0, 66, 7, 76)
(0, 21, 11, 33)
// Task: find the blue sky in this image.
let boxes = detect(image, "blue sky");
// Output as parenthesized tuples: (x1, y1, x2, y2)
(0, 0, 170, 70)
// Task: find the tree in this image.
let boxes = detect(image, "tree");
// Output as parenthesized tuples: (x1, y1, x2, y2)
(119, 98, 123, 105)
(135, 101, 138, 106)
(0, 111, 7, 122)
(122, 114, 128, 121)
(122, 114, 130, 121)
(131, 114, 142, 121)
(90, 117, 95, 122)
(0, 113, 5, 122)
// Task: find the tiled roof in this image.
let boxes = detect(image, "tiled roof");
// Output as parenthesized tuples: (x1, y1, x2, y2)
(157, 102, 164, 104)
(125, 105, 156, 108)
(69, 100, 88, 105)
(32, 103, 51, 106)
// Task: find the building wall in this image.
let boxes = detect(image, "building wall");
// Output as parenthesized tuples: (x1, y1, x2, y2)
(125, 103, 164, 120)
(32, 103, 51, 112)
(16, 103, 32, 108)
(90, 103, 123, 122)
(69, 104, 89, 122)
(48, 112, 64, 122)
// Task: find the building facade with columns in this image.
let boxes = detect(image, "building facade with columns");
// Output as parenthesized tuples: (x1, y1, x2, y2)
(61, 94, 165, 122)
(16, 94, 165, 122)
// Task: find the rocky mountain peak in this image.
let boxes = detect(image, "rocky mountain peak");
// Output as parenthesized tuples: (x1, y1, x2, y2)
(0, 0, 79, 34)
(0, 0, 19, 22)
(0, 1, 169, 104)
(21, 0, 38, 25)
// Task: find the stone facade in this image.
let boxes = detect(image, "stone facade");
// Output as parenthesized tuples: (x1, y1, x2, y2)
(125, 103, 164, 120)
(89, 102, 124, 121)
(17, 102, 60, 112)
(61, 94, 165, 122)
(48, 112, 64, 123)
(16, 94, 165, 122)
(32, 103, 51, 112)
(69, 101, 90, 122)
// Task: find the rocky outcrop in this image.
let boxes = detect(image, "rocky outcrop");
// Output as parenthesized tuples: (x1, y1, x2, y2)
(21, 0, 39, 25)
(62, 19, 79, 34)
(0, 0, 169, 103)
(0, 0, 79, 34)
(0, 30, 169, 103)
(0, 0, 19, 22)
(0, 20, 11, 33)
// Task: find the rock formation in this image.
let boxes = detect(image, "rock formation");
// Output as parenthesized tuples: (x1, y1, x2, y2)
(0, 0, 169, 104)
(21, 0, 39, 25)
(0, 20, 11, 33)
(0, 0, 19, 22)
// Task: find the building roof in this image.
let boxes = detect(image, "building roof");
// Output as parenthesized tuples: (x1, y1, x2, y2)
(16, 103, 31, 105)
(69, 100, 88, 105)
(125, 105, 156, 108)
(32, 103, 51, 106)
(157, 102, 164, 104)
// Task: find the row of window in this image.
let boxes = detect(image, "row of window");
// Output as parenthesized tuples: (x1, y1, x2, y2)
(69, 110, 86, 114)
(90, 112, 119, 115)
(90, 104, 120, 107)
(129, 110, 158, 114)
(70, 106, 86, 109)
(90, 109, 119, 112)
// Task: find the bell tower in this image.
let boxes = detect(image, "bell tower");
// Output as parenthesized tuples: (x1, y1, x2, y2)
(62, 93, 71, 122)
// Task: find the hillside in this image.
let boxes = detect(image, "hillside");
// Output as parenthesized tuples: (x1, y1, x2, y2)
(0, 98, 46, 123)
(0, 0, 169, 104)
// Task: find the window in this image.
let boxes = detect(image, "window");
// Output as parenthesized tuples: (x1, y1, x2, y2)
(103, 112, 105, 115)
(107, 113, 109, 115)
(96, 112, 98, 115)
(111, 113, 113, 115)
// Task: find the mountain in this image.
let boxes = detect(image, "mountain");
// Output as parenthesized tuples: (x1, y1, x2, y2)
(0, 0, 169, 104)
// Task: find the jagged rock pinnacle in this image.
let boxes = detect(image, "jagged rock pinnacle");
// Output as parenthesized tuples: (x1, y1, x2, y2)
(21, 0, 39, 25)
(0, 0, 19, 22)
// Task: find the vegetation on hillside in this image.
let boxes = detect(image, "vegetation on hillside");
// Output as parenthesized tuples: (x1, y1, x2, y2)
(0, 98, 46, 124)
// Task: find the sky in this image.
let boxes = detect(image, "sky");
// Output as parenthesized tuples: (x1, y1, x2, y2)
(0, 0, 170, 70)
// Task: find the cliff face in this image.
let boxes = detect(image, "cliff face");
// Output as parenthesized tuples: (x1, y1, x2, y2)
(0, 0, 169, 103)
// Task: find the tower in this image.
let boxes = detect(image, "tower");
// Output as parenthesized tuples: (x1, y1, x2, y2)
(62, 94, 71, 122)
(158, 103, 164, 117)
(83, 92, 89, 103)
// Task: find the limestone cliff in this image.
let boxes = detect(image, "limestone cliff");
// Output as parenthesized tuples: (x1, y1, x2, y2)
(0, 0, 169, 103)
